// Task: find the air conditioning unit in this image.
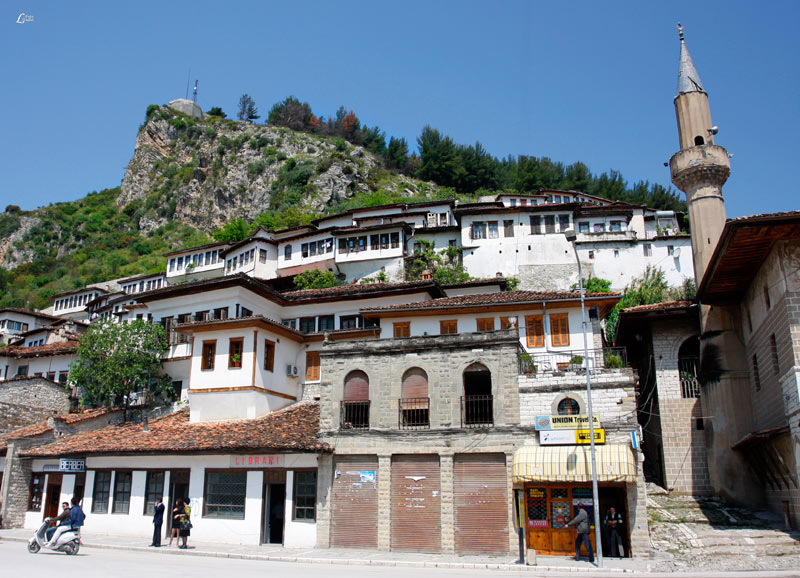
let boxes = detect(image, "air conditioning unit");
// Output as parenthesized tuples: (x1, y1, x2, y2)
(286, 364, 299, 377)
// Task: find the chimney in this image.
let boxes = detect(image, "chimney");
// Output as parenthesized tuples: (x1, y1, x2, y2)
(142, 416, 150, 433)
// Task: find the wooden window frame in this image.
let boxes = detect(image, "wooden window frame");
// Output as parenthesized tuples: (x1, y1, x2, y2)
(228, 338, 244, 369)
(476, 318, 495, 333)
(112, 470, 133, 514)
(440, 320, 457, 335)
(525, 315, 544, 348)
(201, 340, 216, 371)
(550, 313, 570, 347)
(306, 351, 321, 381)
(143, 470, 165, 516)
(503, 220, 514, 238)
(92, 470, 112, 514)
(264, 339, 275, 372)
(28, 473, 44, 511)
(393, 322, 411, 338)
(500, 316, 515, 330)
(292, 470, 317, 522)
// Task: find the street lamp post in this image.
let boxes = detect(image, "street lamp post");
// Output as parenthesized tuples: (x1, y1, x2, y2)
(564, 229, 603, 568)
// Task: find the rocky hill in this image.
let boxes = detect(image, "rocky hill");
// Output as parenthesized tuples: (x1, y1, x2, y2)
(119, 105, 432, 234)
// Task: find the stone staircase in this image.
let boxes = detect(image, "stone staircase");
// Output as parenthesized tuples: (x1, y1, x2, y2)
(646, 484, 800, 572)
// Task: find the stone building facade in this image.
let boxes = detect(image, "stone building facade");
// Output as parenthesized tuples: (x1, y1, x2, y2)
(0, 377, 72, 434)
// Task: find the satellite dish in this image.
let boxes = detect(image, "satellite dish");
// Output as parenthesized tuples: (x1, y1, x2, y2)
(673, 248, 681, 258)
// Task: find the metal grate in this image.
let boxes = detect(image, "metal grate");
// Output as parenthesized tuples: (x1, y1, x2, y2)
(204, 471, 246, 519)
(679, 357, 701, 398)
(340, 400, 370, 430)
(461, 395, 493, 427)
(398, 397, 430, 429)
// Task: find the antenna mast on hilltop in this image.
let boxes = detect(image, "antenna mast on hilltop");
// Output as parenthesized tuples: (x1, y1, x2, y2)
(193, 80, 199, 104)
(185, 69, 191, 100)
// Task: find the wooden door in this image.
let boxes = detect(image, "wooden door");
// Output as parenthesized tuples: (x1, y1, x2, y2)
(43, 474, 63, 520)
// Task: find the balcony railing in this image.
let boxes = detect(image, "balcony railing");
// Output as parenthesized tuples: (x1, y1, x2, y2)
(340, 400, 370, 430)
(398, 397, 430, 429)
(679, 357, 701, 398)
(518, 347, 628, 375)
(461, 395, 493, 427)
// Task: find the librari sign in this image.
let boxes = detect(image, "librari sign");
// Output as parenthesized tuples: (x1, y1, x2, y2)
(230, 454, 282, 467)
(534, 414, 601, 430)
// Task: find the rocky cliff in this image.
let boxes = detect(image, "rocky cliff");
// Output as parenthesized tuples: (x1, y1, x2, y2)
(119, 106, 429, 234)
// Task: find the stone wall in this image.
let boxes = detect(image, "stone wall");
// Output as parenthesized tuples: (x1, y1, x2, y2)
(659, 398, 710, 495)
(0, 433, 52, 527)
(0, 401, 53, 434)
(0, 378, 70, 433)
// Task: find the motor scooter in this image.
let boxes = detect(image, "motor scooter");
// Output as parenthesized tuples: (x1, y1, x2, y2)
(28, 518, 81, 555)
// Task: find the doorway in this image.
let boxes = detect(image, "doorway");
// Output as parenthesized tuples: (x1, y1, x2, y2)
(43, 474, 63, 521)
(168, 470, 190, 533)
(261, 470, 286, 545)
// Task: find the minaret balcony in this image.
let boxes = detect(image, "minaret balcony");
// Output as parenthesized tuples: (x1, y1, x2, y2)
(669, 145, 730, 190)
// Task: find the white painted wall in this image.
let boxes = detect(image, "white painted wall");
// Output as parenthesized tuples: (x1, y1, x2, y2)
(30, 454, 319, 547)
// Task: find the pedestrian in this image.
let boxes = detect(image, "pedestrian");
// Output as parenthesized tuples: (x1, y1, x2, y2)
(150, 498, 165, 547)
(604, 506, 625, 557)
(178, 498, 192, 549)
(565, 501, 594, 563)
(168, 498, 183, 546)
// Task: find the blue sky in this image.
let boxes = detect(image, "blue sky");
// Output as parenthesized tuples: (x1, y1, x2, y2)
(1, 1, 798, 218)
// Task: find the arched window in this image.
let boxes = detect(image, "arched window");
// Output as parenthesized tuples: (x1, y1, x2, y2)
(462, 363, 493, 426)
(557, 397, 580, 415)
(341, 370, 369, 429)
(400, 368, 429, 429)
(678, 337, 700, 398)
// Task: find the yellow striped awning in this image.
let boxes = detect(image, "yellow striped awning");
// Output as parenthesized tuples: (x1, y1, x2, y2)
(512, 444, 637, 484)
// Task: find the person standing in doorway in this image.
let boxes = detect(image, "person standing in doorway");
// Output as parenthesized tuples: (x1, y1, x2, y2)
(178, 498, 191, 549)
(566, 501, 594, 563)
(604, 506, 625, 557)
(168, 499, 183, 546)
(150, 498, 165, 547)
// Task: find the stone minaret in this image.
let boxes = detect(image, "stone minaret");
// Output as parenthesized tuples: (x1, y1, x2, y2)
(668, 24, 730, 284)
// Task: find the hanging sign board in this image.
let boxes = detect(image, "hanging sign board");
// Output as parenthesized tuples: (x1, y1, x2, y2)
(59, 458, 86, 473)
(534, 415, 600, 430)
(539, 429, 605, 445)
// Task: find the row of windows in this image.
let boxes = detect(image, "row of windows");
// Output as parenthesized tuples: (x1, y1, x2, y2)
(577, 221, 624, 233)
(226, 248, 267, 273)
(54, 292, 97, 311)
(78, 469, 316, 521)
(390, 314, 570, 347)
(0, 319, 29, 332)
(25, 338, 45, 347)
(338, 233, 401, 254)
(10, 366, 69, 382)
(122, 278, 164, 294)
(169, 250, 222, 273)
(300, 238, 334, 259)
(471, 215, 573, 239)
(282, 314, 379, 333)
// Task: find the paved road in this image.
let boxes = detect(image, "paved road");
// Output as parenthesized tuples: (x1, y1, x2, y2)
(4, 540, 800, 578)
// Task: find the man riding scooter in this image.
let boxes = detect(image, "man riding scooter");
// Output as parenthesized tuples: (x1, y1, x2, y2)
(45, 497, 84, 548)
(46, 502, 71, 542)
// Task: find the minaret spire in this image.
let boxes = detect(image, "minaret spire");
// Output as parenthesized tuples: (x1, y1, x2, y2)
(676, 23, 705, 96)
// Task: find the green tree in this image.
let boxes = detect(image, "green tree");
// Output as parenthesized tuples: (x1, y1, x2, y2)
(293, 269, 342, 290)
(206, 106, 227, 118)
(571, 277, 612, 293)
(213, 218, 252, 242)
(237, 94, 260, 122)
(267, 96, 314, 131)
(385, 136, 409, 171)
(605, 267, 673, 343)
(69, 320, 173, 418)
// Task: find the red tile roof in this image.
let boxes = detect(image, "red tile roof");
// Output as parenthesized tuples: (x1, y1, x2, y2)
(21, 403, 330, 458)
(0, 409, 116, 452)
(281, 280, 442, 301)
(361, 290, 620, 312)
(621, 300, 695, 313)
(0, 339, 78, 359)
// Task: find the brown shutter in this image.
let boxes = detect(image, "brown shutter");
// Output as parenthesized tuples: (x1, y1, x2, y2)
(453, 453, 510, 554)
(344, 370, 369, 401)
(401, 368, 428, 399)
(331, 455, 379, 549)
(550, 313, 570, 347)
(305, 351, 320, 381)
(525, 315, 544, 348)
(390, 455, 441, 552)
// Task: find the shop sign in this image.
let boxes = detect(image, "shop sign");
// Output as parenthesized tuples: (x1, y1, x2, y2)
(230, 454, 282, 467)
(534, 415, 600, 430)
(59, 458, 85, 472)
(539, 429, 605, 445)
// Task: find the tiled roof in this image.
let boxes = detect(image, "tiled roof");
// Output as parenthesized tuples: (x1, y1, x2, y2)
(21, 403, 330, 458)
(0, 409, 117, 452)
(621, 300, 695, 313)
(728, 210, 800, 223)
(281, 280, 441, 300)
(0, 308, 62, 321)
(0, 339, 78, 359)
(361, 290, 620, 312)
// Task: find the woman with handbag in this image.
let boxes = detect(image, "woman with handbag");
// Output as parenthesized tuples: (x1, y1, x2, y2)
(168, 499, 183, 546)
(178, 498, 192, 549)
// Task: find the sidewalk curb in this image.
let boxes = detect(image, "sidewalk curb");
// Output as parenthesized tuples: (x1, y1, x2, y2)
(1, 535, 632, 573)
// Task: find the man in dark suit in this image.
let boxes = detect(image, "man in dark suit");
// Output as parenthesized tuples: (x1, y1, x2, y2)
(151, 498, 165, 547)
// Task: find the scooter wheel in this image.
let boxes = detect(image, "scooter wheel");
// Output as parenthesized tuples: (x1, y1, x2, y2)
(65, 541, 80, 555)
(27, 541, 41, 553)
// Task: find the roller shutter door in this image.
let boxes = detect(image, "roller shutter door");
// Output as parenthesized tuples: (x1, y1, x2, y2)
(331, 455, 378, 548)
(390, 455, 441, 552)
(454, 453, 509, 554)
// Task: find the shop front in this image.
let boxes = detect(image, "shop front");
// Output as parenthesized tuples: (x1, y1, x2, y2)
(513, 444, 638, 557)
